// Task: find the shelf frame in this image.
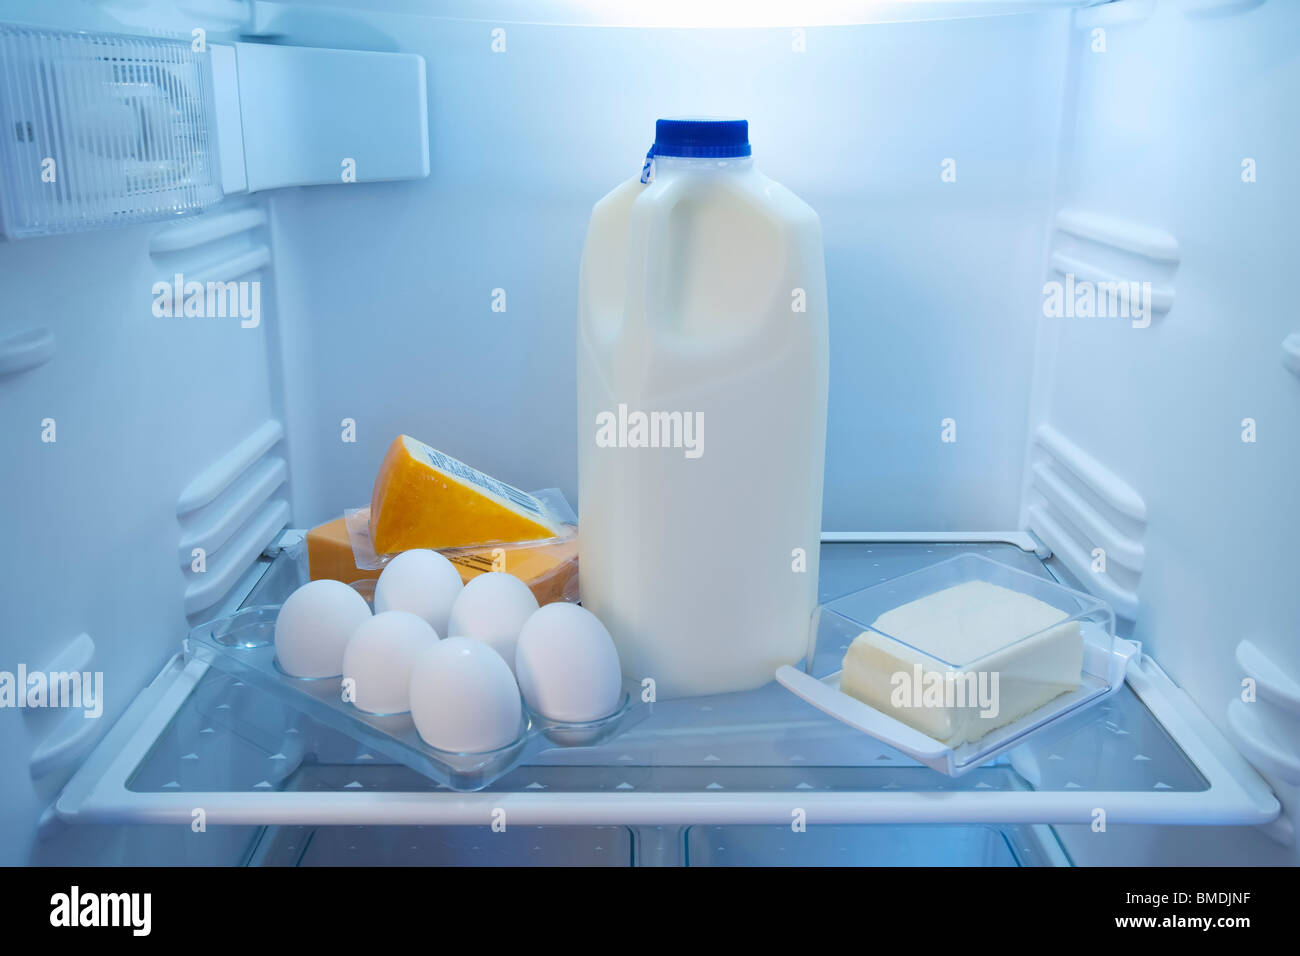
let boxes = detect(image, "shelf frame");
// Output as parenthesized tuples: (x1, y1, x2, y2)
(55, 533, 1280, 830)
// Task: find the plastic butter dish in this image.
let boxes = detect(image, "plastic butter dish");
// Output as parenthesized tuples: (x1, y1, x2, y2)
(187, 606, 649, 791)
(776, 554, 1139, 776)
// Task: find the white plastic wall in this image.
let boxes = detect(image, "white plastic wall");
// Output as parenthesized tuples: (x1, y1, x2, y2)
(0, 203, 285, 863)
(2, 0, 1293, 867)
(261, 3, 1073, 533)
(1024, 0, 1299, 865)
(0, 0, 1077, 863)
(0, 0, 285, 861)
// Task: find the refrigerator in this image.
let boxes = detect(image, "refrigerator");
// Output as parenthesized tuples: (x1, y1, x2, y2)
(0, 0, 1295, 871)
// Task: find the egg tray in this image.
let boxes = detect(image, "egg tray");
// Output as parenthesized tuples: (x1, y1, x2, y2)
(185, 606, 649, 792)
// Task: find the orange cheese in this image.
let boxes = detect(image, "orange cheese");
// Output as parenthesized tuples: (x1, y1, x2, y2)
(306, 516, 381, 584)
(443, 536, 579, 606)
(369, 435, 560, 554)
(306, 515, 578, 605)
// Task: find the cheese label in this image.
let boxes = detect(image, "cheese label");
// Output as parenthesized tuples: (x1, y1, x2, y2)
(416, 443, 550, 524)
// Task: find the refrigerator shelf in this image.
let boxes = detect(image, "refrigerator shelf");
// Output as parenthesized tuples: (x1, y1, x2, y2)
(54, 539, 1280, 830)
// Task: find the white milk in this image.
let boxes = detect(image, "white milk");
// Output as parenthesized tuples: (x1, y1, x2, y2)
(577, 119, 829, 698)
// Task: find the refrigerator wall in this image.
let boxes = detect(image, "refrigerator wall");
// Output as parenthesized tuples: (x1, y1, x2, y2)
(264, 2, 1074, 531)
(0, 0, 1295, 865)
(1021, 0, 1299, 864)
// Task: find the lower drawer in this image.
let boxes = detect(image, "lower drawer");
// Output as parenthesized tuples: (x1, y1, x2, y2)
(248, 824, 635, 866)
(684, 823, 1069, 867)
(242, 822, 1068, 866)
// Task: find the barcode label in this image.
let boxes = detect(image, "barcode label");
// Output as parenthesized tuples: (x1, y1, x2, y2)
(420, 444, 550, 522)
(449, 553, 496, 573)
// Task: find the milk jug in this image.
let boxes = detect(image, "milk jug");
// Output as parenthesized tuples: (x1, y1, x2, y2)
(577, 118, 829, 698)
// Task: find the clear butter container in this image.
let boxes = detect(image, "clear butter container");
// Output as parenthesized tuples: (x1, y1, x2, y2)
(778, 554, 1137, 776)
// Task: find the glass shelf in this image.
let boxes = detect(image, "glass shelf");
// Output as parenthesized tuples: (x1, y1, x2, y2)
(57, 538, 1278, 833)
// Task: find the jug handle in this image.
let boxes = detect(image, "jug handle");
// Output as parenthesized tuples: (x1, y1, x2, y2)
(625, 174, 800, 355)
(624, 173, 700, 346)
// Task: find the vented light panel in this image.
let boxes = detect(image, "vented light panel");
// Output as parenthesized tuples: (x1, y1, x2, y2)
(0, 25, 223, 238)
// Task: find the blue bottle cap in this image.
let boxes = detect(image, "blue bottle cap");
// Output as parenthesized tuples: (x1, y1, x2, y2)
(652, 118, 751, 158)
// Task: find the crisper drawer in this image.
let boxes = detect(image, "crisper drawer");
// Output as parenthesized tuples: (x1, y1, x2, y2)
(54, 538, 1279, 867)
(246, 824, 636, 867)
(684, 823, 1068, 867)
(241, 822, 1067, 867)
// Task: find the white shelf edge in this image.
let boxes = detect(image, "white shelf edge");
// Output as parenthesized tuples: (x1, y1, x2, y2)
(56, 650, 1280, 829)
(820, 531, 1043, 553)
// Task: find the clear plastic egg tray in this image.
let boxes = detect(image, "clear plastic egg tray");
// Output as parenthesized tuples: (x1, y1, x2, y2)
(186, 606, 650, 791)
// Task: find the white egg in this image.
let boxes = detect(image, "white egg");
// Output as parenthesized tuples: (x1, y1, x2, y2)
(342, 610, 439, 714)
(373, 548, 463, 635)
(409, 637, 522, 752)
(445, 572, 539, 672)
(274, 579, 372, 678)
(515, 602, 623, 722)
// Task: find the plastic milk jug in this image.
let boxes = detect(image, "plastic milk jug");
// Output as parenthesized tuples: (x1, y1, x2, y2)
(577, 118, 829, 698)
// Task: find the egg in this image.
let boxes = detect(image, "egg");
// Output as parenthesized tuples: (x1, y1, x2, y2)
(514, 602, 623, 722)
(373, 548, 463, 635)
(409, 637, 523, 752)
(274, 579, 372, 678)
(445, 571, 539, 672)
(342, 610, 439, 714)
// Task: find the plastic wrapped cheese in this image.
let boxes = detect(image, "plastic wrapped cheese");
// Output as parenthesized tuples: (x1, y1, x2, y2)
(306, 514, 578, 605)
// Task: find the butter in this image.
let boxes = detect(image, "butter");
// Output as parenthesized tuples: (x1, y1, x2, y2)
(840, 580, 1083, 746)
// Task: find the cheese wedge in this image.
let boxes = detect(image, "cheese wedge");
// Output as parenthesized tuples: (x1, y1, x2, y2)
(369, 435, 561, 554)
(306, 515, 578, 605)
(840, 580, 1083, 746)
(306, 516, 382, 584)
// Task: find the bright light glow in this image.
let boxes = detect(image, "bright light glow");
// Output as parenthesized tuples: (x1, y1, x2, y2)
(552, 0, 1092, 29)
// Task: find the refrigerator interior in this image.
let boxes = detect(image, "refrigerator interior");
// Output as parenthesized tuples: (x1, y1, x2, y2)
(0, 0, 1296, 866)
